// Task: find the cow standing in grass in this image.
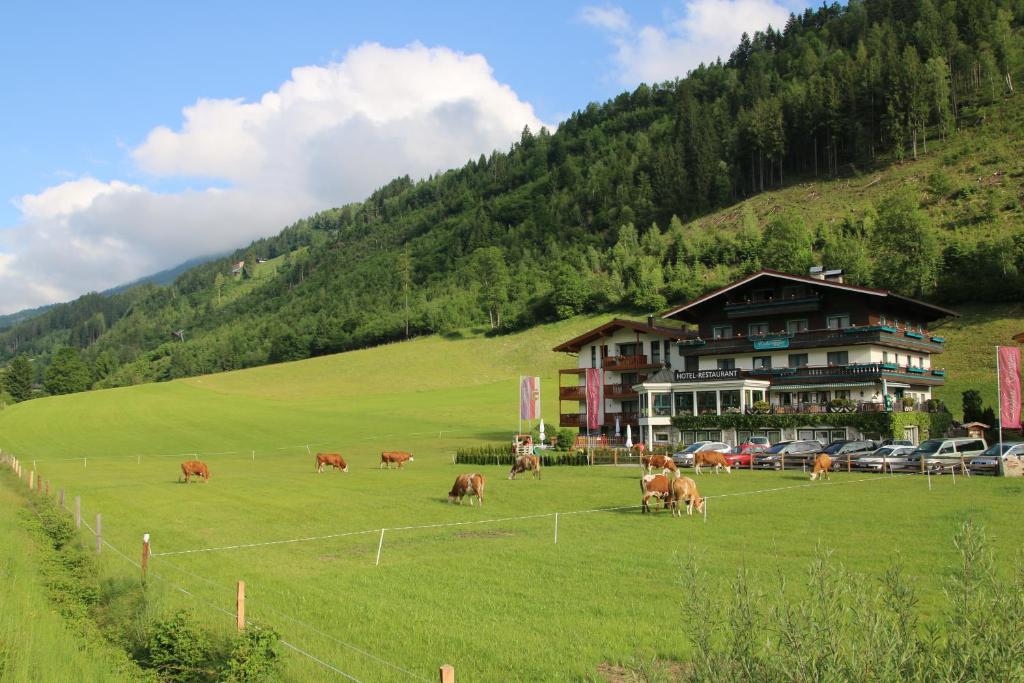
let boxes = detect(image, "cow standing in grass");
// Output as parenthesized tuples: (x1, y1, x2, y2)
(380, 451, 414, 469)
(669, 477, 705, 517)
(315, 453, 348, 473)
(180, 460, 210, 483)
(642, 454, 680, 478)
(640, 474, 672, 513)
(448, 473, 486, 506)
(810, 454, 833, 481)
(508, 454, 541, 480)
(694, 451, 732, 475)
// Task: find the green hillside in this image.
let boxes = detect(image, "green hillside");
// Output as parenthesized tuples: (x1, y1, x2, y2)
(2, 0, 1022, 400)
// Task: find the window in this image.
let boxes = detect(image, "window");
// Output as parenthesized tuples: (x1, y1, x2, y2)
(835, 390, 850, 399)
(827, 314, 850, 330)
(753, 356, 772, 369)
(663, 340, 671, 368)
(882, 351, 889, 363)
(619, 343, 638, 356)
(712, 325, 733, 339)
(787, 319, 808, 334)
(748, 322, 770, 336)
(788, 353, 809, 368)
(684, 355, 699, 372)
(675, 392, 694, 415)
(827, 351, 849, 366)
(653, 393, 672, 417)
(918, 356, 924, 368)
(781, 285, 803, 299)
(717, 358, 736, 370)
(697, 391, 718, 415)
(720, 390, 740, 411)
(655, 432, 669, 442)
(590, 346, 597, 368)
(651, 343, 661, 366)
(752, 288, 774, 302)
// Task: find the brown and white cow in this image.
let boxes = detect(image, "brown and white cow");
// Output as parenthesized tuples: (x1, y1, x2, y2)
(641, 454, 680, 478)
(810, 453, 833, 481)
(508, 454, 541, 480)
(180, 460, 210, 483)
(380, 451, 414, 469)
(669, 476, 705, 517)
(448, 473, 486, 506)
(694, 450, 732, 475)
(640, 474, 672, 513)
(315, 453, 348, 473)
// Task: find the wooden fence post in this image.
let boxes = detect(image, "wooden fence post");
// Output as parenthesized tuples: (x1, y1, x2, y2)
(236, 581, 246, 631)
(781, 453, 785, 471)
(95, 514, 102, 555)
(847, 453, 851, 473)
(45, 480, 49, 497)
(74, 496, 81, 528)
(439, 664, 455, 683)
(142, 534, 151, 581)
(58, 488, 64, 507)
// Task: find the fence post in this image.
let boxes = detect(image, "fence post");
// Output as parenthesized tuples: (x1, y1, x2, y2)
(44, 480, 49, 497)
(95, 514, 102, 555)
(236, 581, 246, 631)
(74, 496, 81, 528)
(847, 453, 851, 473)
(375, 529, 386, 566)
(781, 453, 785, 471)
(439, 664, 455, 683)
(58, 488, 64, 507)
(142, 533, 150, 581)
(28, 470, 34, 490)
(554, 513, 559, 545)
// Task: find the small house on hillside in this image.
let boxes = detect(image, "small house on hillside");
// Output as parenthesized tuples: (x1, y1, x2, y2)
(231, 260, 245, 276)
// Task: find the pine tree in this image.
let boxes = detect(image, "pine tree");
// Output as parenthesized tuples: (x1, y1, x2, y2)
(44, 348, 92, 395)
(3, 354, 34, 402)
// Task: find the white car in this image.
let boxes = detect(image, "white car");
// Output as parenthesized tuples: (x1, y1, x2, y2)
(855, 445, 915, 471)
(969, 442, 1024, 468)
(672, 441, 731, 467)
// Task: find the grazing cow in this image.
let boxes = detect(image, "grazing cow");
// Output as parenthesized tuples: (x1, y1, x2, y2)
(508, 454, 541, 480)
(642, 454, 680, 478)
(380, 451, 414, 469)
(810, 453, 833, 481)
(694, 451, 732, 475)
(315, 453, 348, 473)
(668, 476, 705, 517)
(180, 460, 210, 483)
(448, 473, 486, 506)
(640, 474, 672, 513)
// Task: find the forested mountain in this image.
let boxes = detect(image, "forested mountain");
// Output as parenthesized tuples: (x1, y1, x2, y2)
(2, 0, 1022, 401)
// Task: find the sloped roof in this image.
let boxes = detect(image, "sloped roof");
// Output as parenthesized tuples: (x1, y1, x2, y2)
(660, 270, 958, 321)
(552, 318, 693, 353)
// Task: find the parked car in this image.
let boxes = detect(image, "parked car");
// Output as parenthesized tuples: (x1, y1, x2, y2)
(855, 445, 916, 471)
(739, 435, 772, 450)
(727, 444, 768, 468)
(672, 441, 731, 467)
(877, 439, 915, 448)
(820, 439, 878, 468)
(755, 440, 822, 469)
(968, 442, 1024, 469)
(907, 438, 988, 473)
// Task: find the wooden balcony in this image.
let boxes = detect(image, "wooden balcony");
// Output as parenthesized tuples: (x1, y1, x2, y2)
(680, 326, 945, 357)
(602, 355, 662, 371)
(559, 413, 587, 428)
(724, 292, 822, 318)
(559, 385, 586, 400)
(604, 382, 639, 399)
(558, 412, 640, 428)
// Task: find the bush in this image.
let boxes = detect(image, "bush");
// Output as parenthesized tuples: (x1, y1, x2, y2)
(751, 400, 771, 414)
(226, 628, 281, 682)
(903, 396, 916, 408)
(144, 611, 216, 682)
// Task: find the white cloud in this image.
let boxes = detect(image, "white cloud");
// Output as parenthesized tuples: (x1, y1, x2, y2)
(582, 0, 792, 84)
(0, 42, 545, 314)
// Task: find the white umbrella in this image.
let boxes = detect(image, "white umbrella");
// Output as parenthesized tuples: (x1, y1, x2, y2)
(615, 415, 621, 438)
(538, 419, 546, 446)
(625, 424, 633, 449)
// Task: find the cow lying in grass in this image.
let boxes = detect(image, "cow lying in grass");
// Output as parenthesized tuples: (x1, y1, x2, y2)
(669, 476, 705, 517)
(380, 451, 414, 469)
(641, 454, 679, 478)
(448, 473, 485, 506)
(810, 453, 833, 481)
(180, 460, 210, 483)
(315, 453, 348, 473)
(508, 454, 541, 480)
(640, 474, 672, 513)
(694, 451, 732, 475)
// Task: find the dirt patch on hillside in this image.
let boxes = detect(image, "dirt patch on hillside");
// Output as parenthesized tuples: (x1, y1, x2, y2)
(596, 660, 690, 682)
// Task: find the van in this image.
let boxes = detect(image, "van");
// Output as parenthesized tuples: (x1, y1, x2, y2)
(908, 438, 987, 472)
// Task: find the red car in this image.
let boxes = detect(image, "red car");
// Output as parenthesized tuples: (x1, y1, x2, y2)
(725, 444, 768, 468)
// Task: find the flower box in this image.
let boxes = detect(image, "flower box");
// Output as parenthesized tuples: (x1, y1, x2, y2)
(904, 331, 925, 339)
(931, 369, 946, 376)
(907, 366, 926, 374)
(930, 336, 945, 343)
(881, 363, 899, 370)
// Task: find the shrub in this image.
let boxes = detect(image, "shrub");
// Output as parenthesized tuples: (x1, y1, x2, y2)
(144, 611, 216, 682)
(902, 396, 916, 408)
(751, 400, 771, 414)
(226, 628, 281, 682)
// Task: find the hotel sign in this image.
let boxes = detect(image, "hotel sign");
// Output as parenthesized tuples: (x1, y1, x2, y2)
(674, 369, 741, 382)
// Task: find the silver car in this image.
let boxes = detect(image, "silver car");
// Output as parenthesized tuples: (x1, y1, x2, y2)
(855, 445, 915, 471)
(672, 441, 731, 467)
(969, 442, 1024, 467)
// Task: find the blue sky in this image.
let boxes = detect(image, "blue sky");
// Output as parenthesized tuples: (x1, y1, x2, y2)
(0, 0, 806, 313)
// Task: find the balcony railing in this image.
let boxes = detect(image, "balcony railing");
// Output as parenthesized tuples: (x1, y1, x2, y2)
(559, 385, 586, 400)
(751, 400, 941, 415)
(602, 355, 663, 371)
(680, 326, 944, 356)
(604, 382, 640, 399)
(559, 412, 640, 428)
(767, 362, 945, 384)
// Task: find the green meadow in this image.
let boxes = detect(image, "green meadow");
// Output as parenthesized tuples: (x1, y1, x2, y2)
(1, 310, 1023, 681)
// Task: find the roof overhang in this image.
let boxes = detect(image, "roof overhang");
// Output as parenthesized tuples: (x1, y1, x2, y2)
(552, 318, 692, 353)
(660, 270, 959, 322)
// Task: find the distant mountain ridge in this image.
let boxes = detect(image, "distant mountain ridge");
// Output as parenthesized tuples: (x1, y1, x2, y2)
(101, 254, 225, 295)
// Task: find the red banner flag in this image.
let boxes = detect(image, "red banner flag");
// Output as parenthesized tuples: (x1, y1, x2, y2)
(519, 376, 540, 421)
(586, 368, 602, 430)
(999, 346, 1022, 429)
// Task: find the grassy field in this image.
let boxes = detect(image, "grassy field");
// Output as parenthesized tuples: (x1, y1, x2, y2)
(0, 311, 1022, 681)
